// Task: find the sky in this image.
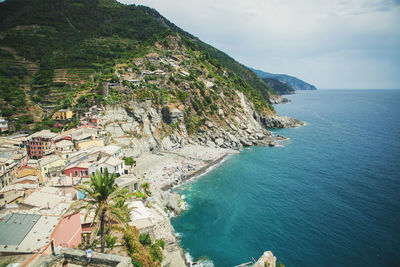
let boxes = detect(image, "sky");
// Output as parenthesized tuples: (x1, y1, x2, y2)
(119, 0, 400, 89)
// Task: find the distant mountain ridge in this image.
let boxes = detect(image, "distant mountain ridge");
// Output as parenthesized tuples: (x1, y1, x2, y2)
(250, 68, 317, 91)
(261, 78, 295, 95)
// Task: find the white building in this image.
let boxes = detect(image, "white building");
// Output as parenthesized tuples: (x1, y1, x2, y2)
(0, 118, 8, 132)
(88, 156, 125, 177)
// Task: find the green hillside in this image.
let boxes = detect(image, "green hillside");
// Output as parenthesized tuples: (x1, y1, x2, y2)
(0, 0, 276, 132)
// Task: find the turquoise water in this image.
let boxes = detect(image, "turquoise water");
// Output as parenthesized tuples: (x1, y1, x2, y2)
(172, 90, 400, 266)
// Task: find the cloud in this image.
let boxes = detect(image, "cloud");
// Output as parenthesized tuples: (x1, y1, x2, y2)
(120, 0, 400, 89)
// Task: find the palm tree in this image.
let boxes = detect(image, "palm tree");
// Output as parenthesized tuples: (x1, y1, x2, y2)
(67, 169, 132, 253)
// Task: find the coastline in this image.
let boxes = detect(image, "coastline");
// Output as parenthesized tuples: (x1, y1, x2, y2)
(162, 151, 233, 191)
(132, 145, 236, 266)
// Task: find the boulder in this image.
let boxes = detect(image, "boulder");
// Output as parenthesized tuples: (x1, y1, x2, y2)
(214, 138, 224, 146)
(260, 115, 304, 128)
(161, 192, 183, 214)
(206, 140, 216, 147)
(205, 121, 214, 128)
(161, 106, 184, 124)
(161, 136, 175, 150)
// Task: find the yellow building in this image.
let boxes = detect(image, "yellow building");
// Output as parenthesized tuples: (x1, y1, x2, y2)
(52, 109, 73, 120)
(75, 137, 104, 151)
(18, 165, 43, 184)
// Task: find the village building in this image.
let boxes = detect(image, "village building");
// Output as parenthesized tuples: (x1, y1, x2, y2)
(88, 156, 125, 177)
(65, 150, 89, 165)
(153, 69, 166, 75)
(0, 183, 38, 207)
(75, 136, 104, 151)
(124, 78, 141, 86)
(23, 130, 57, 159)
(64, 161, 91, 179)
(80, 114, 103, 127)
(0, 212, 81, 256)
(55, 139, 74, 159)
(39, 154, 66, 182)
(89, 105, 103, 115)
(0, 137, 28, 166)
(0, 117, 8, 132)
(87, 145, 123, 159)
(0, 158, 19, 189)
(52, 109, 73, 121)
(7, 133, 29, 142)
(128, 200, 152, 230)
(18, 165, 43, 184)
(115, 175, 140, 192)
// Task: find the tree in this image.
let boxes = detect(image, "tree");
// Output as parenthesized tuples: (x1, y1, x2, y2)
(124, 156, 135, 167)
(67, 169, 132, 253)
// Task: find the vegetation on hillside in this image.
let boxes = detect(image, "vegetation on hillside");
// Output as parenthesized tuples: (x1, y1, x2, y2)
(261, 77, 295, 95)
(0, 0, 276, 133)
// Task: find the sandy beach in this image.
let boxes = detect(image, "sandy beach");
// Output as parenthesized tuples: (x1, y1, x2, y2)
(133, 145, 237, 192)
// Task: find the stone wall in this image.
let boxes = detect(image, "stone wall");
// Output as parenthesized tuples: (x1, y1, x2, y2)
(39, 248, 132, 267)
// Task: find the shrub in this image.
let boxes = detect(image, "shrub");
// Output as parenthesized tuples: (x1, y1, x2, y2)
(124, 156, 135, 167)
(149, 244, 163, 263)
(105, 234, 117, 250)
(139, 233, 152, 247)
(155, 239, 165, 249)
(177, 90, 188, 102)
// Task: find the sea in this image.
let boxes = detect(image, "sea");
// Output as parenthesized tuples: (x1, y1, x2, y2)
(171, 89, 400, 267)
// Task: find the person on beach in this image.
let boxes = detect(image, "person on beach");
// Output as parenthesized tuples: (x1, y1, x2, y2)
(86, 248, 93, 265)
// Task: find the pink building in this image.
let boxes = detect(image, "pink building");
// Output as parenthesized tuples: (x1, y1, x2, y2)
(52, 213, 82, 248)
(23, 130, 57, 159)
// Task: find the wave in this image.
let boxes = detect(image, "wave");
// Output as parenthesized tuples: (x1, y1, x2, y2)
(185, 252, 215, 267)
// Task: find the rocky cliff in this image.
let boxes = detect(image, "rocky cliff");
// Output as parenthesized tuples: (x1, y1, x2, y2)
(101, 92, 301, 157)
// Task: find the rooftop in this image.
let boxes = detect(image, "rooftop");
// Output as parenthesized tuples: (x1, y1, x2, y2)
(28, 130, 58, 140)
(129, 201, 150, 221)
(0, 213, 60, 253)
(104, 157, 124, 167)
(65, 160, 92, 170)
(115, 175, 139, 188)
(0, 183, 38, 193)
(88, 145, 121, 156)
(0, 213, 41, 246)
(39, 154, 63, 167)
(55, 140, 74, 148)
(23, 187, 65, 210)
(14, 175, 38, 183)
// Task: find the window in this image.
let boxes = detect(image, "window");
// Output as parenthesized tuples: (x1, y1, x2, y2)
(74, 170, 78, 176)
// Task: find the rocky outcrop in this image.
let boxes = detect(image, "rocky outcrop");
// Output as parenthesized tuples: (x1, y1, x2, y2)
(101, 89, 302, 158)
(161, 107, 184, 124)
(269, 94, 290, 104)
(158, 191, 184, 215)
(257, 115, 304, 128)
(253, 251, 277, 267)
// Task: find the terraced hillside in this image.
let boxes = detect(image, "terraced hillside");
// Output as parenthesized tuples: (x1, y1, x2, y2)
(0, 0, 278, 133)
